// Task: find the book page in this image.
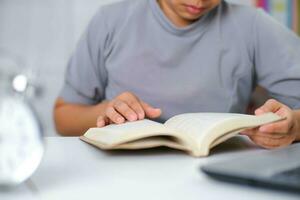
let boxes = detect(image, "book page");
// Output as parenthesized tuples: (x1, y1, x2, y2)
(164, 113, 254, 143)
(83, 119, 180, 147)
(164, 112, 283, 157)
(114, 137, 189, 151)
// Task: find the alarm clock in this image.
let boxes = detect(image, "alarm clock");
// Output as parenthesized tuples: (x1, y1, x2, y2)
(0, 57, 44, 186)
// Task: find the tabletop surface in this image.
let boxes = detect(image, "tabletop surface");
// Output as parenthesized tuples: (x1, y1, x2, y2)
(1, 136, 300, 200)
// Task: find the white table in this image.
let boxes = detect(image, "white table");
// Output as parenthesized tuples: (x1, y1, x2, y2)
(1, 136, 299, 200)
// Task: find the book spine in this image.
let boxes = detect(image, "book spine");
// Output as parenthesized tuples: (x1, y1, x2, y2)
(293, 0, 298, 34)
(298, 0, 300, 35)
(254, 0, 263, 8)
(270, 0, 289, 27)
(287, 0, 293, 29)
(256, 0, 268, 11)
(263, 0, 270, 12)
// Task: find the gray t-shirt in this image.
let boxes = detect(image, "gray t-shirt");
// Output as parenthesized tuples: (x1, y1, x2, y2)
(60, 0, 300, 122)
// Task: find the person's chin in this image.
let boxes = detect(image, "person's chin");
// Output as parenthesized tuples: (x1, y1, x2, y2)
(181, 13, 203, 22)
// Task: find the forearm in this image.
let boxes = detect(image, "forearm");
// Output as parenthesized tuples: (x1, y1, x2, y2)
(54, 99, 109, 136)
(292, 110, 300, 141)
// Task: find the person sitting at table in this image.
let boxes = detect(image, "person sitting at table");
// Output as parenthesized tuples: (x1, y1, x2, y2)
(54, 0, 300, 149)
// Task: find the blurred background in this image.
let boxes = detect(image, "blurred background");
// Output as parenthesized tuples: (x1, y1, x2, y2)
(0, 0, 121, 136)
(0, 0, 298, 136)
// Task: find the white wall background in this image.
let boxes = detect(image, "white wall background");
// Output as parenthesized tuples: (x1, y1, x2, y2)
(0, 0, 253, 136)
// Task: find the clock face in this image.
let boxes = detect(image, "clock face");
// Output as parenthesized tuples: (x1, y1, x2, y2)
(0, 97, 43, 186)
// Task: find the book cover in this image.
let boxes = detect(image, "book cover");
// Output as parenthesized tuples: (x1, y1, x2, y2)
(287, 0, 293, 29)
(293, 0, 299, 34)
(295, 0, 300, 35)
(256, 0, 270, 12)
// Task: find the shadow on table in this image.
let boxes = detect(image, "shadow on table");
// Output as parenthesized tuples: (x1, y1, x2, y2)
(210, 136, 259, 156)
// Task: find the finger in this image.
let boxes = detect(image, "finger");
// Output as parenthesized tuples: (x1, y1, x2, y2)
(249, 134, 293, 149)
(114, 100, 138, 122)
(126, 99, 145, 120)
(105, 106, 125, 124)
(108, 118, 114, 125)
(140, 101, 162, 119)
(249, 135, 279, 149)
(119, 93, 145, 120)
(240, 128, 285, 139)
(255, 99, 281, 114)
(259, 119, 290, 134)
(97, 116, 109, 127)
(251, 131, 286, 139)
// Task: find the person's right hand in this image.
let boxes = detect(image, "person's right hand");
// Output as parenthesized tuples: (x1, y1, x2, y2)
(96, 92, 162, 127)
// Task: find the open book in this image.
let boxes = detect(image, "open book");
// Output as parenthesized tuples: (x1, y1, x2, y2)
(80, 113, 283, 157)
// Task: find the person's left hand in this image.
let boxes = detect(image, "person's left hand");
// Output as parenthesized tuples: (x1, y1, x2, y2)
(241, 99, 298, 149)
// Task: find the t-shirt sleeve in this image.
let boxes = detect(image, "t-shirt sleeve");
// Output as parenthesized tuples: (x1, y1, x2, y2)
(59, 8, 108, 105)
(253, 9, 300, 109)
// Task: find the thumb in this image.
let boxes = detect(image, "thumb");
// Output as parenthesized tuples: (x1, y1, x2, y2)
(255, 99, 281, 116)
(141, 101, 162, 119)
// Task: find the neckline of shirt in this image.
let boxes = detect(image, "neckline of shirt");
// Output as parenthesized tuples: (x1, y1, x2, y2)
(148, 0, 218, 37)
